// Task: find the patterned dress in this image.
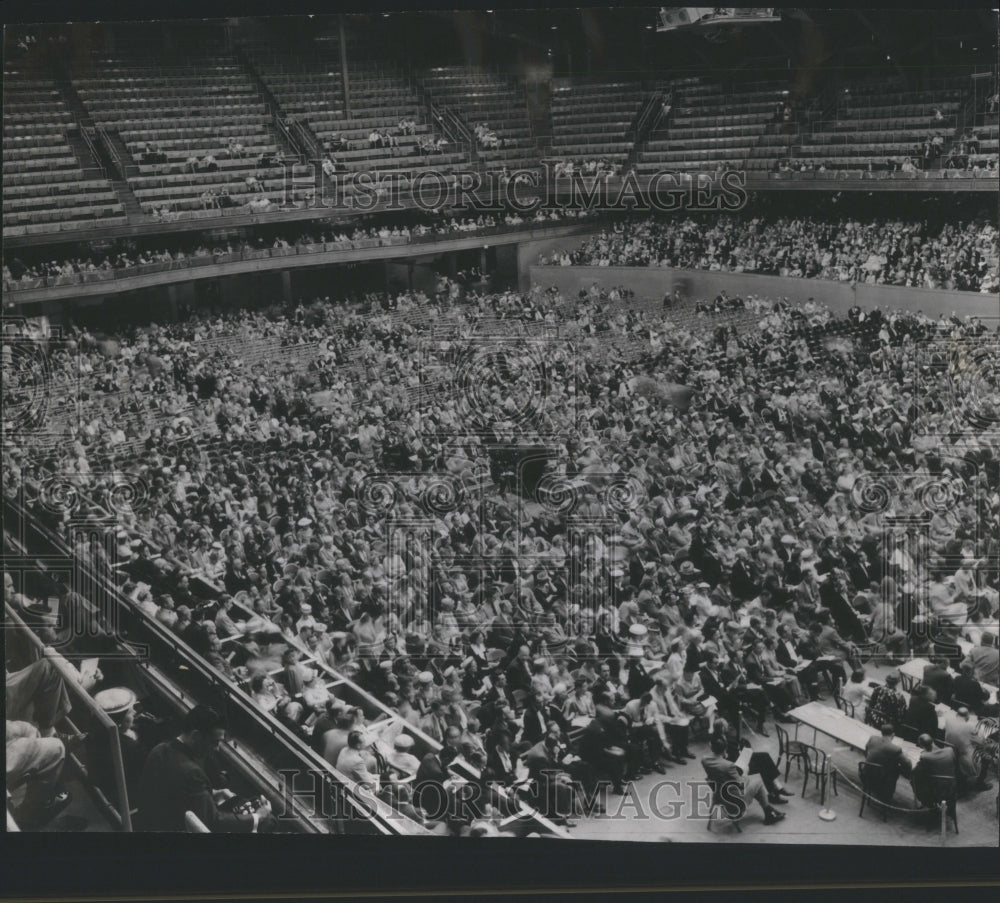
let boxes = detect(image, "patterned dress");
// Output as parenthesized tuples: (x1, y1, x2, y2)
(863, 685, 907, 729)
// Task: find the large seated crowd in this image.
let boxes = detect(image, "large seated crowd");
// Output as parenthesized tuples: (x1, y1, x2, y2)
(541, 212, 1000, 293)
(5, 250, 999, 832)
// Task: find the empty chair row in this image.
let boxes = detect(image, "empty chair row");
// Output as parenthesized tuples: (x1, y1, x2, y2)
(4, 203, 124, 228)
(5, 189, 119, 213)
(4, 178, 113, 199)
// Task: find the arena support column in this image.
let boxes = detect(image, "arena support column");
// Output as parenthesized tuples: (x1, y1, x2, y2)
(339, 15, 351, 119)
(281, 270, 292, 304)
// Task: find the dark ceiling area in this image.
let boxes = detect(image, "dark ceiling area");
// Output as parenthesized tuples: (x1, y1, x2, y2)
(5, 8, 998, 84)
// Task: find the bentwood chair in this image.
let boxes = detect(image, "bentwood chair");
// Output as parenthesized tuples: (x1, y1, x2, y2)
(857, 761, 889, 822)
(775, 723, 808, 783)
(833, 693, 856, 719)
(800, 743, 838, 806)
(704, 778, 744, 833)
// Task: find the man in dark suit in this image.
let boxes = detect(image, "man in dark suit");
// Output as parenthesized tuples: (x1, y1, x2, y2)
(902, 686, 941, 739)
(483, 730, 517, 786)
(624, 651, 655, 701)
(729, 550, 760, 602)
(910, 733, 957, 809)
(701, 735, 786, 825)
(520, 691, 550, 745)
(590, 661, 622, 708)
(134, 706, 273, 832)
(577, 696, 628, 794)
(863, 724, 910, 804)
(310, 699, 344, 754)
(544, 686, 571, 737)
(505, 644, 534, 694)
(922, 658, 954, 707)
(951, 662, 999, 716)
(522, 726, 580, 824)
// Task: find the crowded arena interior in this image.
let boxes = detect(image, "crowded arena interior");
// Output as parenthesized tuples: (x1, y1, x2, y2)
(3, 8, 999, 847)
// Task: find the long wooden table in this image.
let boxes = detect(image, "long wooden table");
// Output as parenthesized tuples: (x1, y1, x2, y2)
(789, 701, 922, 768)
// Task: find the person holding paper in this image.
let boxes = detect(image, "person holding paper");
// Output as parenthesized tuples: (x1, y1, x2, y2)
(134, 706, 274, 832)
(711, 718, 793, 805)
(700, 735, 787, 826)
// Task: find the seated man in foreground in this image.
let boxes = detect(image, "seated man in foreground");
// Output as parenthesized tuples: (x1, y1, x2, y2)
(863, 723, 911, 804)
(910, 733, 958, 810)
(6, 721, 72, 829)
(700, 735, 787, 826)
(134, 705, 274, 832)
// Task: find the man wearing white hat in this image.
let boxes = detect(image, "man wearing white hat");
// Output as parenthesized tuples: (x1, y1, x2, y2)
(387, 733, 421, 780)
(296, 603, 318, 634)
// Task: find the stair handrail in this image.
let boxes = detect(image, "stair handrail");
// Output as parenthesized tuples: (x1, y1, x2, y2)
(627, 91, 663, 142)
(234, 42, 308, 164)
(72, 123, 109, 180)
(96, 125, 126, 180)
(414, 76, 476, 163)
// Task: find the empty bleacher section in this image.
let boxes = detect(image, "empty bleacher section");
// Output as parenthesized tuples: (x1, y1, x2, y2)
(68, 38, 301, 218)
(635, 78, 789, 177)
(791, 77, 970, 171)
(419, 67, 542, 171)
(239, 43, 471, 185)
(548, 78, 645, 170)
(4, 17, 996, 246)
(3, 69, 126, 236)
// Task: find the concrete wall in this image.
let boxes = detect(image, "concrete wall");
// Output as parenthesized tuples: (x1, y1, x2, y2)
(516, 229, 604, 292)
(529, 265, 1000, 320)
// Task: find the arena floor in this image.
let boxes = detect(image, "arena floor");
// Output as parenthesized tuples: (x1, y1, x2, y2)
(571, 660, 999, 846)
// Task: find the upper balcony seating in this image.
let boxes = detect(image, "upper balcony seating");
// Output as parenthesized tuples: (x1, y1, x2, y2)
(3, 69, 125, 234)
(420, 67, 541, 171)
(240, 44, 474, 177)
(549, 80, 644, 168)
(69, 51, 286, 214)
(636, 78, 789, 175)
